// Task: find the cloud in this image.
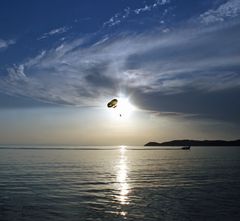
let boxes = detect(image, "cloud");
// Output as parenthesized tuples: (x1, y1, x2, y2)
(38, 26, 69, 40)
(200, 0, 240, 24)
(1, 8, 240, 122)
(134, 5, 152, 14)
(6, 65, 28, 82)
(103, 0, 170, 27)
(0, 39, 15, 50)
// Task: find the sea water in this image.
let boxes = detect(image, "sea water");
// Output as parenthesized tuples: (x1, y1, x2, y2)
(0, 146, 240, 221)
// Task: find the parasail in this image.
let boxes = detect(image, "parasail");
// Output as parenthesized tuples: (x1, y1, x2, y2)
(107, 98, 118, 108)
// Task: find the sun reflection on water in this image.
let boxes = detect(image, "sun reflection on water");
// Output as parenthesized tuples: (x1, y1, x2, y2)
(115, 145, 130, 217)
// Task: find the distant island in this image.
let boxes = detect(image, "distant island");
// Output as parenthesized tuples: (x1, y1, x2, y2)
(144, 139, 240, 146)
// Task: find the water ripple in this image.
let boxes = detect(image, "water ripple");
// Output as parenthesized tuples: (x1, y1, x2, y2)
(0, 147, 240, 220)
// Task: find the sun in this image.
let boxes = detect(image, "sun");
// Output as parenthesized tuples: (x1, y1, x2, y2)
(117, 97, 135, 117)
(107, 96, 136, 119)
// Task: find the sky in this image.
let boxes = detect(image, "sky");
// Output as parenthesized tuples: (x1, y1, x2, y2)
(0, 0, 240, 146)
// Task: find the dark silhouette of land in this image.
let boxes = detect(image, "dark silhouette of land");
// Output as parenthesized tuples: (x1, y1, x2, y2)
(145, 139, 240, 146)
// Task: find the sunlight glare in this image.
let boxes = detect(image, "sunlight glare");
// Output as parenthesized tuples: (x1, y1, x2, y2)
(118, 97, 135, 117)
(120, 145, 127, 152)
(115, 146, 130, 207)
(108, 96, 136, 119)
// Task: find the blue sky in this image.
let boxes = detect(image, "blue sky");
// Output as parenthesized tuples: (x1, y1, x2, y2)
(0, 0, 240, 145)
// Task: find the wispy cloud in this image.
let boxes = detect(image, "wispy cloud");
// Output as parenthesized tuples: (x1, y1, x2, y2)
(6, 65, 28, 82)
(1, 3, 240, 122)
(38, 26, 69, 40)
(200, 0, 240, 24)
(103, 0, 170, 27)
(0, 39, 15, 50)
(1, 19, 240, 106)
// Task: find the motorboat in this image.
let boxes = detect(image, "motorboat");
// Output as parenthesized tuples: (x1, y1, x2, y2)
(181, 145, 191, 150)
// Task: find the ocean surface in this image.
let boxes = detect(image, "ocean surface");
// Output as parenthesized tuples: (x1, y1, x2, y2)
(0, 146, 240, 221)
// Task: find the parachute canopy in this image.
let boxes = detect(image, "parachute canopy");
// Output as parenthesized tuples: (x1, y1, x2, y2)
(107, 98, 118, 108)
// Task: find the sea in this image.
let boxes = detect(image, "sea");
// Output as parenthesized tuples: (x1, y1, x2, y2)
(0, 146, 240, 221)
